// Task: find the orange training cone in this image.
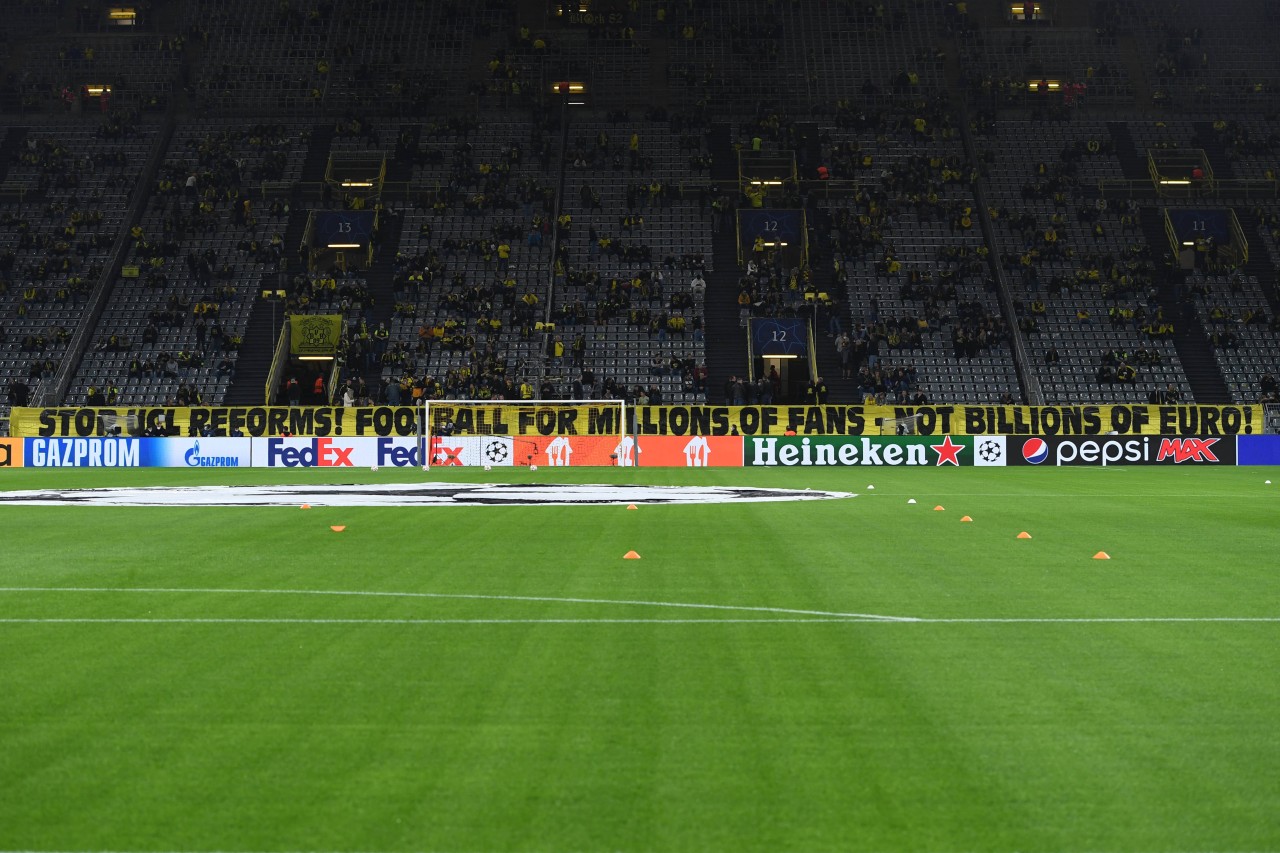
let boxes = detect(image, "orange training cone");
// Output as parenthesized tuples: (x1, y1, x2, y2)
(1016, 531, 1032, 539)
(300, 503, 311, 509)
(623, 550, 641, 560)
(626, 504, 638, 510)
(330, 525, 346, 532)
(1093, 551, 1111, 560)
(960, 515, 973, 522)
(934, 505, 945, 511)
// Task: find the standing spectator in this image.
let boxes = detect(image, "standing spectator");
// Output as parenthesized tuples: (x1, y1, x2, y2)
(835, 331, 852, 378)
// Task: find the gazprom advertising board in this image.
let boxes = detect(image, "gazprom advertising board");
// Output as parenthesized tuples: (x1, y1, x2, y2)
(143, 438, 251, 468)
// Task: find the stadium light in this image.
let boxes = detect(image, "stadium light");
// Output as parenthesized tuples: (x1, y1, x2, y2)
(327, 243, 362, 249)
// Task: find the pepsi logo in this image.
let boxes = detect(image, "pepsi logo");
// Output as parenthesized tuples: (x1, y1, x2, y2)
(1022, 437, 1049, 464)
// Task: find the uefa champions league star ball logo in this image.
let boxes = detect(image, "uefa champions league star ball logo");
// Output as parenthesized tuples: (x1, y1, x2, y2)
(977, 439, 1003, 464)
(484, 440, 509, 464)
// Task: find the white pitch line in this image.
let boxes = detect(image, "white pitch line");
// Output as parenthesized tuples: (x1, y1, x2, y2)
(0, 617, 884, 625)
(2, 589, 1273, 626)
(0, 616, 1277, 626)
(0, 846, 1270, 853)
(903, 617, 1280, 624)
(0, 586, 917, 623)
(892, 494, 1265, 498)
(0, 843, 1270, 853)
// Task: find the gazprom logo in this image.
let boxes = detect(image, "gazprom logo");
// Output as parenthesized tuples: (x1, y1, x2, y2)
(184, 440, 241, 467)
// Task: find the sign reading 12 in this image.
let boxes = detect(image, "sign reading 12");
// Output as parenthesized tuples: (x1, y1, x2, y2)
(752, 318, 809, 356)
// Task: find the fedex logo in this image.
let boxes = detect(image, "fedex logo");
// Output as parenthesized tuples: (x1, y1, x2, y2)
(266, 437, 356, 467)
(377, 438, 425, 467)
(430, 437, 464, 466)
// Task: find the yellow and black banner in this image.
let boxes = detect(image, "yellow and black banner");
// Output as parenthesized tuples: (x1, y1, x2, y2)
(289, 314, 342, 356)
(632, 404, 1263, 436)
(7, 404, 1265, 438)
(10, 406, 420, 438)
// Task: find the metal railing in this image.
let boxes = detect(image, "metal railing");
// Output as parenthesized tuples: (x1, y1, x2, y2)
(1098, 177, 1280, 200)
(264, 322, 291, 405)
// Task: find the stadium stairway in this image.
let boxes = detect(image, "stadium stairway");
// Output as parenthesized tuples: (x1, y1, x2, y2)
(1138, 206, 1232, 403)
(709, 122, 735, 183)
(1109, 124, 1229, 399)
(647, 28, 670, 108)
(0, 127, 27, 183)
(1107, 121, 1151, 182)
(1192, 121, 1236, 180)
(355, 130, 415, 337)
(223, 209, 312, 406)
(224, 127, 337, 405)
(701, 122, 750, 401)
(355, 206, 406, 362)
(1228, 210, 1280, 320)
(703, 228, 750, 404)
(301, 123, 335, 185)
(391, 124, 421, 200)
(803, 202, 857, 402)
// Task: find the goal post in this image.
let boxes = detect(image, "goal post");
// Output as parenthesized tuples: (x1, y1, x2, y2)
(878, 412, 922, 435)
(418, 400, 631, 469)
(98, 411, 141, 436)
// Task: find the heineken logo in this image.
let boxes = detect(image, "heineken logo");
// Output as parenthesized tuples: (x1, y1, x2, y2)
(747, 436, 978, 467)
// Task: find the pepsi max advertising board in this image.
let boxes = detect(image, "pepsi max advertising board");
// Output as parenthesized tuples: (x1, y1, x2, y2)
(1008, 435, 1235, 467)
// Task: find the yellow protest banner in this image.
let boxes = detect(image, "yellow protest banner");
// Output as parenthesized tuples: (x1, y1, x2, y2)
(7, 403, 1264, 438)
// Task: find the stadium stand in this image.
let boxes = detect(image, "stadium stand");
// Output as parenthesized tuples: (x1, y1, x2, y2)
(3, 0, 1280, 431)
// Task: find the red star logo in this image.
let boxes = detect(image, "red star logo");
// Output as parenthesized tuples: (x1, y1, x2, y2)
(931, 435, 964, 466)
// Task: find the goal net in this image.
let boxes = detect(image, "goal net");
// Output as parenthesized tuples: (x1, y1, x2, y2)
(418, 400, 630, 469)
(878, 412, 922, 435)
(98, 411, 141, 436)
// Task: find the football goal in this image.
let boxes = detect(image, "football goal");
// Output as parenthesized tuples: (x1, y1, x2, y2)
(418, 399, 631, 469)
(878, 412, 922, 435)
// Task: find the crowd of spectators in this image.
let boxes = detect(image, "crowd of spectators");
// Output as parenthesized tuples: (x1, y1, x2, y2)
(6, 0, 1280, 420)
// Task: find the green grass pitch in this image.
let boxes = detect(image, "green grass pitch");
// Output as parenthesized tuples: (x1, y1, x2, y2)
(0, 465, 1277, 852)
